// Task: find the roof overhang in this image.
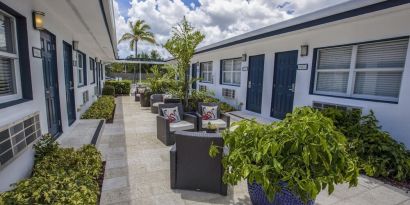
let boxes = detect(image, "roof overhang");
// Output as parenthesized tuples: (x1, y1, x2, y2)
(195, 0, 410, 55)
(34, 0, 118, 61)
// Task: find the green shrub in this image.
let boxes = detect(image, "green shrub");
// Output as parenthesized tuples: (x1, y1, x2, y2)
(0, 138, 103, 205)
(188, 90, 236, 112)
(321, 108, 410, 181)
(81, 96, 115, 120)
(102, 85, 115, 96)
(219, 101, 235, 113)
(105, 80, 131, 95)
(33, 134, 58, 163)
(211, 107, 358, 202)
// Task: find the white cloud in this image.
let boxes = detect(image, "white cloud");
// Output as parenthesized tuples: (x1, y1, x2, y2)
(114, 0, 350, 59)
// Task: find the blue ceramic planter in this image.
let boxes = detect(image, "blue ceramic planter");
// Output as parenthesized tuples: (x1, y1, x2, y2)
(247, 182, 315, 205)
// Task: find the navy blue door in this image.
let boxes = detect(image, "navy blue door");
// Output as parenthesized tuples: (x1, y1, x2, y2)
(271, 50, 298, 119)
(191, 63, 197, 90)
(63, 42, 76, 126)
(96, 62, 101, 96)
(246, 54, 264, 113)
(41, 31, 62, 136)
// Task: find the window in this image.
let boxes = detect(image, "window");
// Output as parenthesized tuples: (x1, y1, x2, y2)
(0, 10, 21, 103)
(313, 38, 409, 102)
(90, 58, 95, 84)
(221, 58, 241, 86)
(77, 52, 87, 87)
(200, 62, 212, 83)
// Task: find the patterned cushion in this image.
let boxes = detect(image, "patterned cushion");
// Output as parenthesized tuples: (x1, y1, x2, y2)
(137, 88, 145, 93)
(202, 106, 218, 120)
(162, 107, 181, 123)
(163, 94, 172, 99)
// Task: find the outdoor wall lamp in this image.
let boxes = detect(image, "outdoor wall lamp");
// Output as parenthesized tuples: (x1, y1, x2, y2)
(72, 41, 79, 50)
(32, 11, 45, 30)
(242, 53, 247, 62)
(301, 45, 309, 56)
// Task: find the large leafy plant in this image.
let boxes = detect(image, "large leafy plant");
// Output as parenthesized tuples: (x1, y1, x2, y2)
(211, 107, 359, 202)
(146, 65, 170, 94)
(164, 17, 205, 109)
(321, 108, 410, 181)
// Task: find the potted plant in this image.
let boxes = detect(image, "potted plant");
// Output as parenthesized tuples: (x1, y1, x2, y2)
(210, 107, 359, 205)
(206, 122, 218, 133)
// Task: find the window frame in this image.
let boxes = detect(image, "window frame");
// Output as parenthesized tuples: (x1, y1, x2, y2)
(76, 51, 87, 87)
(0, 8, 22, 103)
(310, 36, 409, 104)
(220, 58, 241, 86)
(200, 61, 213, 83)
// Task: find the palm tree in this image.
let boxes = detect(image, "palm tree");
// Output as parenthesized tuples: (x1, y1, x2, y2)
(118, 20, 156, 58)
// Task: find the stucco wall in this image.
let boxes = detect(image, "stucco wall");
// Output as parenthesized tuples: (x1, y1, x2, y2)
(0, 0, 107, 191)
(191, 6, 410, 146)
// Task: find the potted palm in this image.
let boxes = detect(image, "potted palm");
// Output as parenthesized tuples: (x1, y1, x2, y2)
(210, 107, 359, 204)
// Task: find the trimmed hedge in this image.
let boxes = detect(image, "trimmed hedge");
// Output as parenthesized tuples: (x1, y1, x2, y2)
(0, 135, 103, 204)
(105, 80, 131, 95)
(81, 96, 115, 121)
(102, 85, 115, 96)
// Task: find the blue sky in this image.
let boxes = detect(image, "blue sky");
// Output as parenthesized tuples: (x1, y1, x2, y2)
(114, 0, 349, 58)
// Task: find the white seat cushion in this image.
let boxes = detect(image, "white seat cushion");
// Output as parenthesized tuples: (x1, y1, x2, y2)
(202, 119, 227, 129)
(170, 121, 195, 132)
(153, 102, 164, 107)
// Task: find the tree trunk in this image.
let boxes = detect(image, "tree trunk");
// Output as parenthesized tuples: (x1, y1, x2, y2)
(184, 64, 189, 111)
(133, 41, 138, 84)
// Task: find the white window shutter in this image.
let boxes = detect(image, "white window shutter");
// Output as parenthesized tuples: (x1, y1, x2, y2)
(356, 39, 409, 69)
(0, 57, 15, 96)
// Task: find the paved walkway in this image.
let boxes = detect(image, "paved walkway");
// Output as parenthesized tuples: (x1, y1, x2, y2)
(99, 96, 410, 205)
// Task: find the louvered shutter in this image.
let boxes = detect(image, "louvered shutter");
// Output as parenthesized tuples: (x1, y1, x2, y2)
(356, 39, 408, 69)
(315, 46, 352, 93)
(318, 46, 352, 70)
(354, 39, 408, 99)
(0, 57, 15, 96)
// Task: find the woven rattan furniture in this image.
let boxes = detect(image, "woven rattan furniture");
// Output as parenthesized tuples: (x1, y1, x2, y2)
(156, 103, 197, 145)
(197, 102, 230, 131)
(170, 131, 227, 195)
(150, 94, 164, 113)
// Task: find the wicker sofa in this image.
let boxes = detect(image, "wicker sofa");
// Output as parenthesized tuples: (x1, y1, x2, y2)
(156, 103, 197, 145)
(170, 131, 227, 195)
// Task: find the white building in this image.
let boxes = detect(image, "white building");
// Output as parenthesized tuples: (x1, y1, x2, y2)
(0, 0, 117, 191)
(190, 0, 410, 146)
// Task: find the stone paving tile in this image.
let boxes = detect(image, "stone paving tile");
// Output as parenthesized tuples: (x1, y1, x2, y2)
(98, 96, 410, 205)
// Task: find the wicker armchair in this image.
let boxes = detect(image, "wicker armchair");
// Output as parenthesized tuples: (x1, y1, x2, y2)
(156, 103, 197, 146)
(150, 94, 164, 113)
(134, 87, 146, 101)
(170, 131, 227, 195)
(197, 102, 230, 131)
